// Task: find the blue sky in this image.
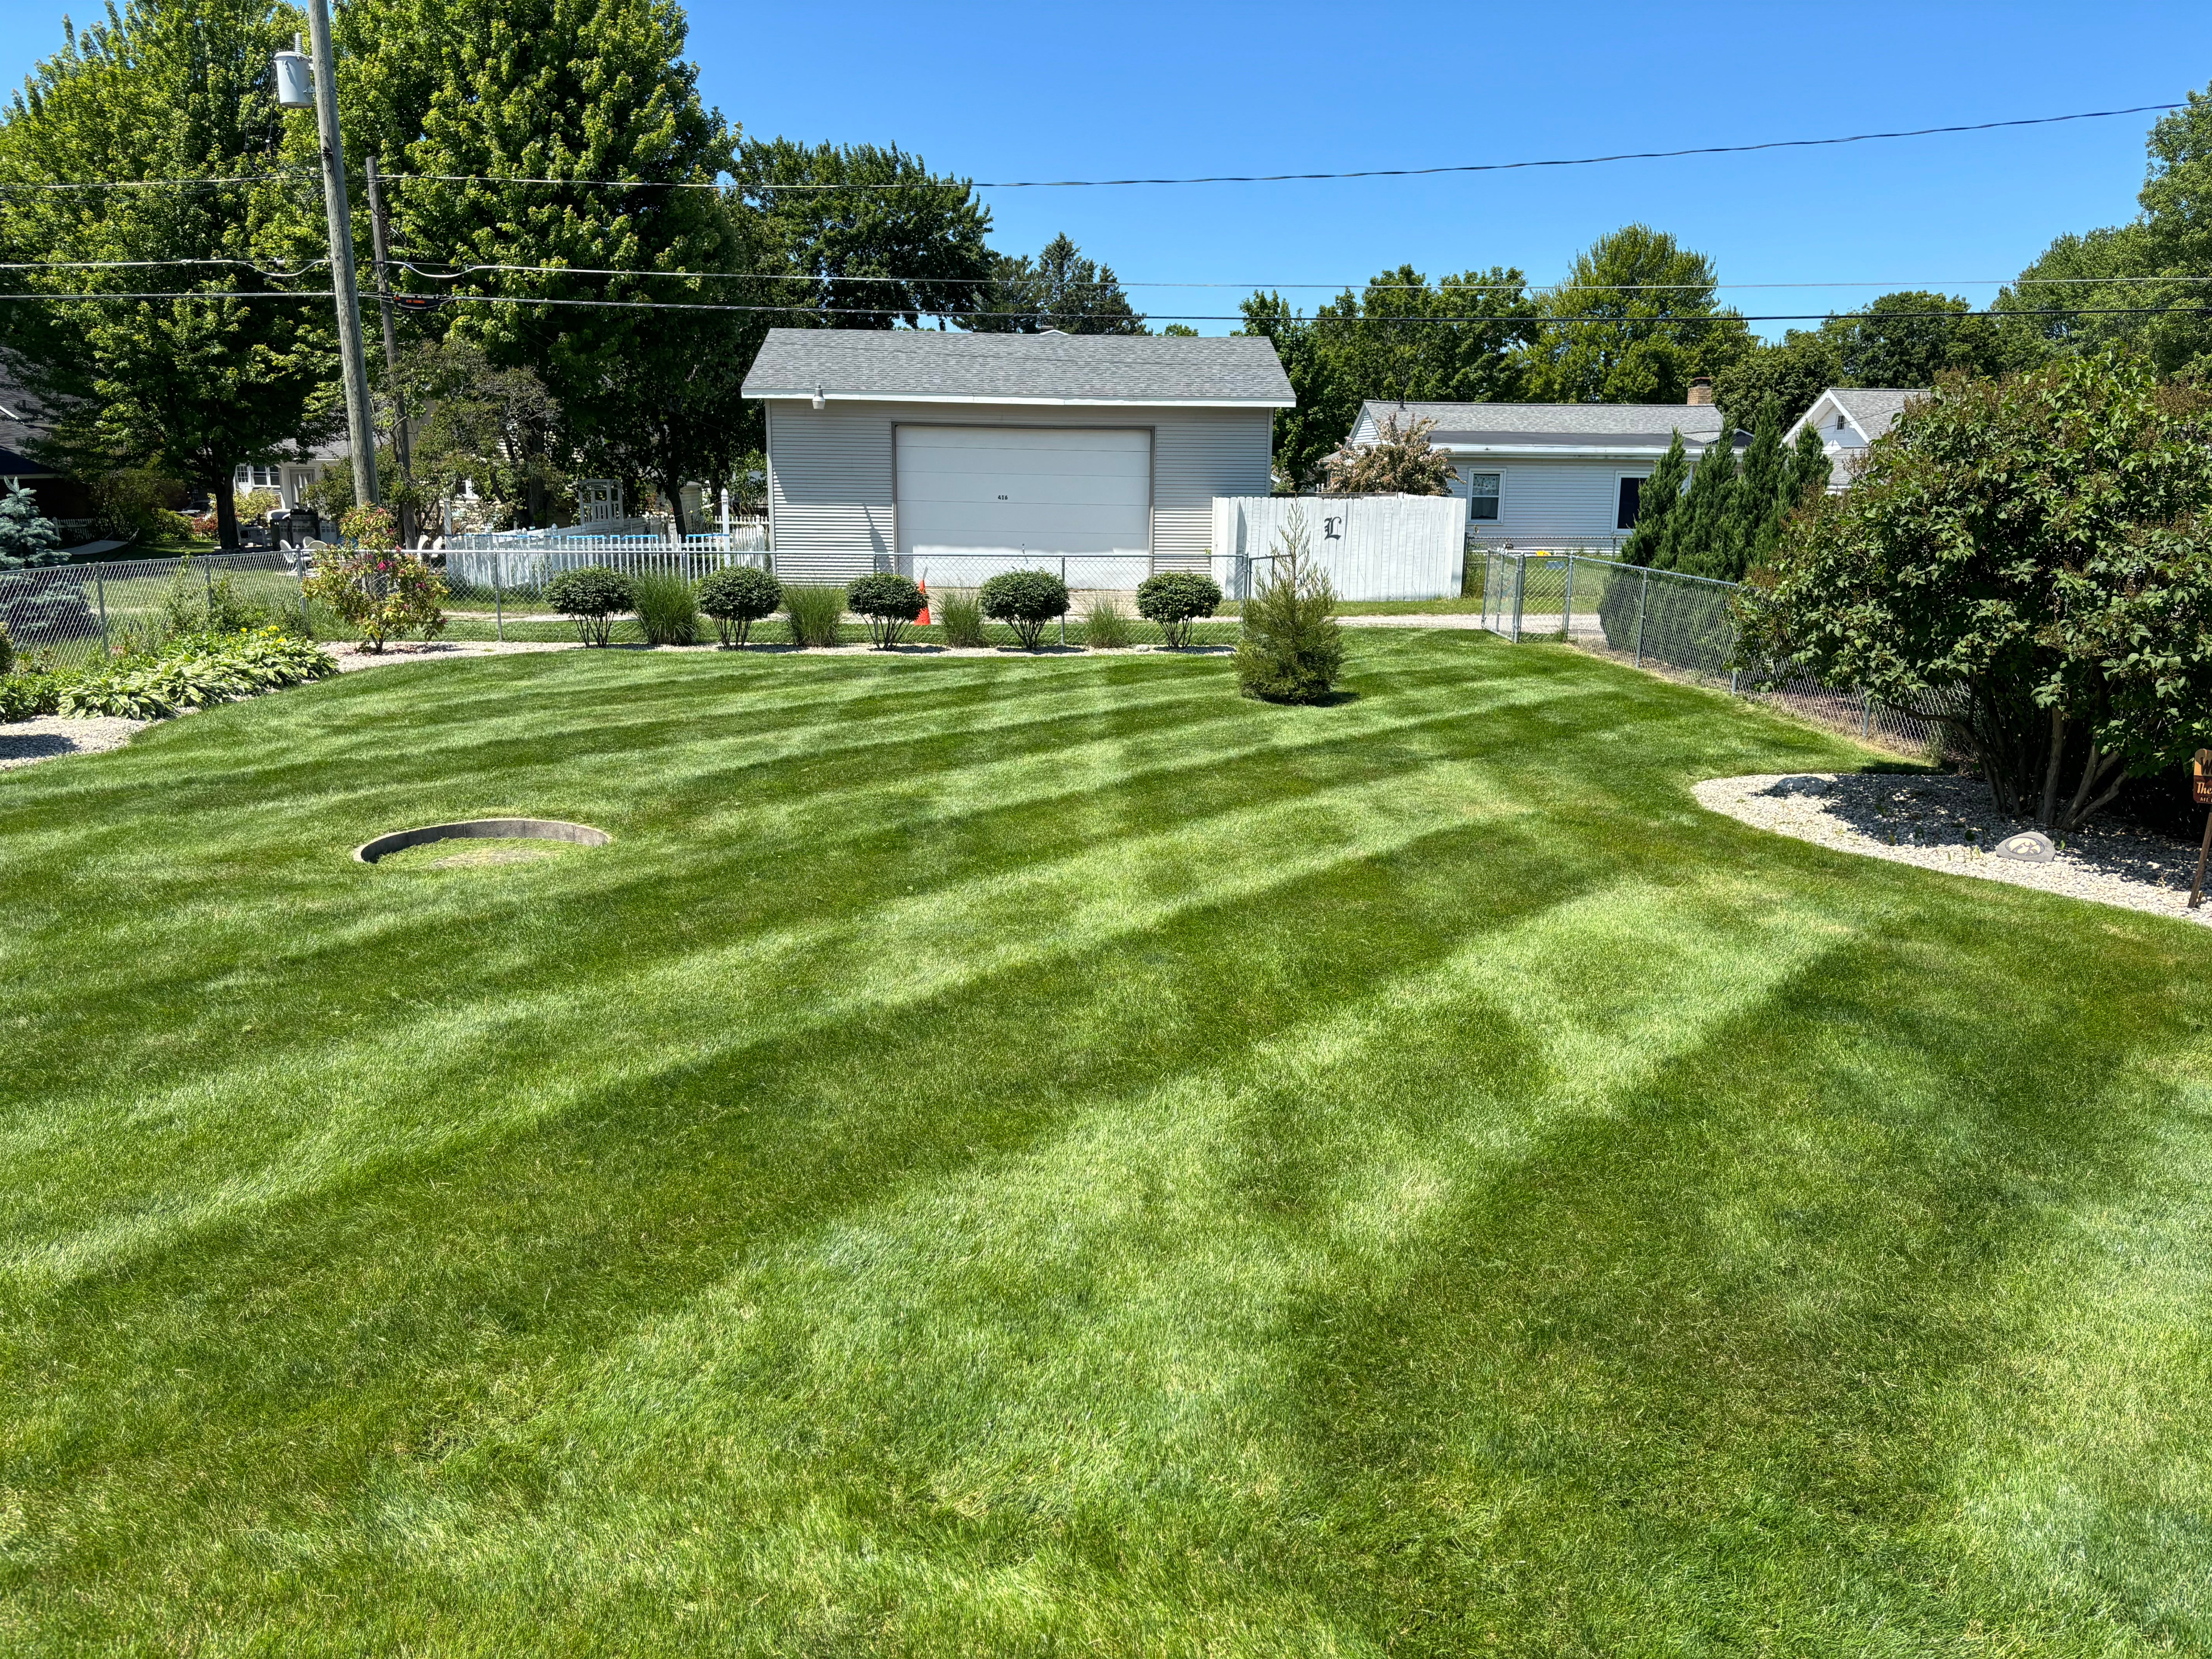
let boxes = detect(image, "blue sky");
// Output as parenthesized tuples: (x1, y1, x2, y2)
(0, 0, 2205, 338)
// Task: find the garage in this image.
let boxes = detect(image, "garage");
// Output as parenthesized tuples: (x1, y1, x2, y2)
(742, 329, 1292, 582)
(894, 425, 1150, 570)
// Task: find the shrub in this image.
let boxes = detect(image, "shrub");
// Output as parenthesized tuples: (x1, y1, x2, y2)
(978, 569, 1071, 651)
(1135, 572, 1222, 648)
(781, 583, 845, 648)
(339, 504, 399, 550)
(1079, 592, 1135, 648)
(304, 550, 448, 652)
(0, 670, 58, 722)
(0, 621, 13, 675)
(935, 588, 986, 647)
(696, 565, 782, 646)
(59, 627, 335, 719)
(631, 571, 700, 646)
(1234, 510, 1344, 704)
(544, 565, 635, 647)
(92, 469, 187, 545)
(847, 572, 927, 648)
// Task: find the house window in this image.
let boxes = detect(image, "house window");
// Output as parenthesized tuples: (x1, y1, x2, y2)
(1616, 475, 1645, 531)
(1834, 414, 1847, 432)
(233, 464, 279, 488)
(1465, 472, 1500, 521)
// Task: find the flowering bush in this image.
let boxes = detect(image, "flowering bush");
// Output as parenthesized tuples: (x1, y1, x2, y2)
(339, 504, 400, 550)
(304, 549, 447, 652)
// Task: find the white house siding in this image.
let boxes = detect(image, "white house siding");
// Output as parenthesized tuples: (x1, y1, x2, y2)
(1450, 458, 1650, 549)
(765, 399, 1271, 581)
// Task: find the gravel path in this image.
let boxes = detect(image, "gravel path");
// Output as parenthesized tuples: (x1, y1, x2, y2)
(328, 640, 580, 672)
(0, 714, 153, 771)
(1696, 771, 2212, 927)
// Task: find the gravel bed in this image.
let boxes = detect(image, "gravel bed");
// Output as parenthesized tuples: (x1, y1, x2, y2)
(328, 640, 580, 672)
(0, 714, 153, 771)
(1697, 771, 2212, 927)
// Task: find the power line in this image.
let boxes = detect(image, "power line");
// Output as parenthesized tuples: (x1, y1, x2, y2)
(2, 289, 2206, 325)
(390, 101, 2186, 192)
(7, 98, 2175, 196)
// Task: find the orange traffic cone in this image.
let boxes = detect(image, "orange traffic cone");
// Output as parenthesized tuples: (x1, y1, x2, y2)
(917, 578, 930, 627)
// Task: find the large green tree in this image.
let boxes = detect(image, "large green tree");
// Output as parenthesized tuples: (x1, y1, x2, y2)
(1517, 225, 1754, 405)
(342, 0, 747, 531)
(967, 233, 1144, 334)
(1739, 353, 2212, 830)
(1239, 267, 1536, 489)
(0, 0, 341, 548)
(2005, 85, 2212, 380)
(1821, 290, 2032, 389)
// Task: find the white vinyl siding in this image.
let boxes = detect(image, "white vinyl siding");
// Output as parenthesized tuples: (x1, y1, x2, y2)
(1452, 458, 1674, 548)
(766, 400, 1269, 580)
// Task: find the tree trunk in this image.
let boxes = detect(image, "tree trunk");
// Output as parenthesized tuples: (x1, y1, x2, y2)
(2036, 708, 2067, 829)
(212, 466, 240, 549)
(664, 472, 688, 539)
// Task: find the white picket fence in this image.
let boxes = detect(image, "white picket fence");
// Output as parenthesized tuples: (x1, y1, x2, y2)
(1211, 494, 1466, 602)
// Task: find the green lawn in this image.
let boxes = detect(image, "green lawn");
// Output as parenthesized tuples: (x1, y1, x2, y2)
(4, 632, 2210, 1655)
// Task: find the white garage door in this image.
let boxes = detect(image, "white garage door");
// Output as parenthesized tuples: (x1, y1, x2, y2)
(895, 426, 1150, 578)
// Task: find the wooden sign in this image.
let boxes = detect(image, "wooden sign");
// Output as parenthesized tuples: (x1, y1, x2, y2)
(2196, 749, 2212, 807)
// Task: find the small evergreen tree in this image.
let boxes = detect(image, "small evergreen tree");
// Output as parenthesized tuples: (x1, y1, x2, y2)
(1660, 436, 1742, 578)
(1620, 432, 1688, 566)
(1788, 424, 1833, 501)
(0, 484, 63, 568)
(1234, 508, 1344, 703)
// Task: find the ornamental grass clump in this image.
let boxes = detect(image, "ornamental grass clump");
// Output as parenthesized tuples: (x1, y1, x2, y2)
(846, 572, 928, 648)
(935, 588, 986, 647)
(1079, 592, 1135, 649)
(1135, 571, 1222, 648)
(544, 566, 634, 647)
(979, 569, 1070, 651)
(781, 584, 846, 648)
(696, 565, 782, 646)
(302, 550, 447, 653)
(630, 571, 700, 646)
(1234, 509, 1344, 704)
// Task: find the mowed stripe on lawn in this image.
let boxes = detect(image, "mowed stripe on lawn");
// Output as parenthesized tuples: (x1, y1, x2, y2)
(3, 633, 2210, 1654)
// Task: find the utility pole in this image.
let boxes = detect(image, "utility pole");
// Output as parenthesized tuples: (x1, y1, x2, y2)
(286, 0, 377, 509)
(364, 154, 414, 545)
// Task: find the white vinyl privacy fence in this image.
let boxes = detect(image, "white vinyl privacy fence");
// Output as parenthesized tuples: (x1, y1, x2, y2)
(1212, 494, 1465, 602)
(1472, 548, 1965, 757)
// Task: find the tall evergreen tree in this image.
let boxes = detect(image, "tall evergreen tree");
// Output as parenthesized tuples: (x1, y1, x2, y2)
(1787, 423, 1832, 503)
(0, 0, 341, 548)
(1658, 433, 1740, 578)
(967, 233, 1144, 334)
(1729, 410, 1787, 577)
(344, 0, 747, 530)
(1517, 225, 1754, 405)
(1621, 431, 1688, 566)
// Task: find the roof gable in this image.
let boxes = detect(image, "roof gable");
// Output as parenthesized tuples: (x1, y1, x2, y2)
(742, 328, 1295, 407)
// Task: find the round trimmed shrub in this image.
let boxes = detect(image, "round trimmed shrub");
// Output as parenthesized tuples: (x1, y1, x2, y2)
(845, 572, 928, 648)
(1135, 571, 1223, 648)
(544, 565, 634, 647)
(978, 569, 1071, 651)
(696, 565, 783, 647)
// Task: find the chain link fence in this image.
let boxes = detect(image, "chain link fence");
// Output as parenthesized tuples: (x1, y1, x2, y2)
(438, 540, 772, 638)
(0, 550, 308, 668)
(1473, 550, 1965, 758)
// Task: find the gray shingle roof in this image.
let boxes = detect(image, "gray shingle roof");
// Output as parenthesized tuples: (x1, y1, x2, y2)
(743, 328, 1295, 405)
(1825, 387, 1921, 435)
(1356, 399, 1729, 450)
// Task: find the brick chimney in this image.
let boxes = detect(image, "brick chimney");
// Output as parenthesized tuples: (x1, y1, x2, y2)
(1686, 376, 1714, 407)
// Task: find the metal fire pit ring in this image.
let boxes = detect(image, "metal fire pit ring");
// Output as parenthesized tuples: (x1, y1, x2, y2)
(353, 817, 612, 865)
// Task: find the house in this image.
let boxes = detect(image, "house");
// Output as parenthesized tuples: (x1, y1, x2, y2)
(1344, 382, 1741, 550)
(1783, 388, 1925, 490)
(740, 328, 1294, 582)
(0, 371, 94, 537)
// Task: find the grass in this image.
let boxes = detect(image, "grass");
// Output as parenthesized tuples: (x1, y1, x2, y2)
(4, 631, 2212, 1654)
